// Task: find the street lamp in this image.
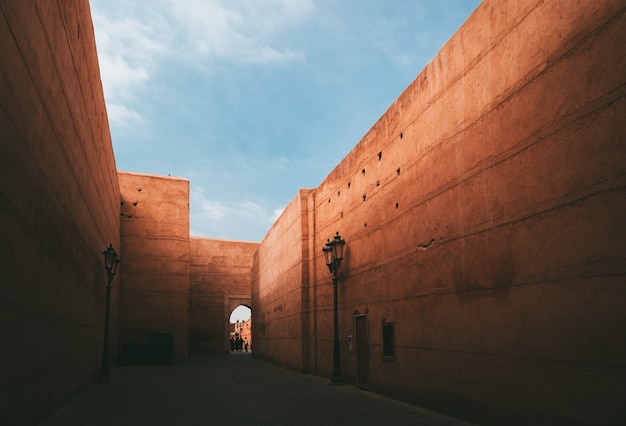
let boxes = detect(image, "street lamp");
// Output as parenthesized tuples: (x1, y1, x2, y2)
(323, 232, 346, 385)
(101, 244, 119, 382)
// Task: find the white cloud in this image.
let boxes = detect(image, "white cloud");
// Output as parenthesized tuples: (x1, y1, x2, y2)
(271, 208, 285, 222)
(106, 103, 144, 128)
(97, 54, 150, 101)
(92, 12, 167, 96)
(166, 0, 313, 64)
(191, 187, 233, 221)
(238, 199, 266, 218)
(190, 186, 277, 240)
(91, 0, 314, 128)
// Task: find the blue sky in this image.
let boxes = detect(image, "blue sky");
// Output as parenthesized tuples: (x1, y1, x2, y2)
(90, 0, 481, 243)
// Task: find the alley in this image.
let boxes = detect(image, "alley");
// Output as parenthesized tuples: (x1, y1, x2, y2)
(40, 353, 476, 425)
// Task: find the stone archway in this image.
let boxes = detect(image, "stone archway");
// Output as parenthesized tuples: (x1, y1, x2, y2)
(188, 237, 258, 354)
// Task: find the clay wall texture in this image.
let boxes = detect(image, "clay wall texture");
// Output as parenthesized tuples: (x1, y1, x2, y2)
(252, 189, 313, 370)
(0, 1, 120, 424)
(190, 237, 258, 353)
(251, 0, 626, 424)
(118, 172, 190, 363)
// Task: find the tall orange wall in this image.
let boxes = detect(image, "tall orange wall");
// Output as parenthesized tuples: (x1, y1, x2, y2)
(0, 1, 120, 424)
(118, 172, 190, 362)
(252, 0, 626, 424)
(190, 237, 258, 353)
(252, 189, 313, 370)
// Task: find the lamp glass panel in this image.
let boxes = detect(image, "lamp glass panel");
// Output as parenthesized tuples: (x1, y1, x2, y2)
(334, 239, 344, 261)
(104, 251, 115, 269)
(323, 246, 333, 266)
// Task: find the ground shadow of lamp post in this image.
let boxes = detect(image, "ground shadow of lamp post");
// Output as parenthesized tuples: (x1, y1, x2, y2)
(323, 232, 346, 385)
(101, 244, 119, 382)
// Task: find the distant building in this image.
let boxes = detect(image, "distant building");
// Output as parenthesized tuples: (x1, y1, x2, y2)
(232, 319, 252, 349)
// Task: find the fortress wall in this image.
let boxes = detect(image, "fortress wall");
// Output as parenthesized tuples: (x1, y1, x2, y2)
(252, 189, 313, 371)
(0, 1, 120, 424)
(118, 172, 190, 363)
(190, 237, 258, 353)
(253, 0, 625, 424)
(312, 0, 626, 424)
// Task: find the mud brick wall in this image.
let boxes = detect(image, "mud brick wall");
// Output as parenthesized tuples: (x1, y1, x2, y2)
(190, 237, 258, 353)
(252, 0, 626, 424)
(252, 189, 313, 371)
(0, 1, 120, 424)
(118, 172, 190, 363)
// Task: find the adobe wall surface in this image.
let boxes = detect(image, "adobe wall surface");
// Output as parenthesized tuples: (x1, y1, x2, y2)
(190, 237, 258, 353)
(254, 0, 626, 424)
(0, 1, 120, 424)
(252, 189, 313, 371)
(118, 172, 190, 363)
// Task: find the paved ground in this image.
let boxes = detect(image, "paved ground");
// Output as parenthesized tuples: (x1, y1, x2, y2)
(40, 352, 477, 426)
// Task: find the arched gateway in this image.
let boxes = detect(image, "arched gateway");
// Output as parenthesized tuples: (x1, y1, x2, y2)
(189, 238, 258, 354)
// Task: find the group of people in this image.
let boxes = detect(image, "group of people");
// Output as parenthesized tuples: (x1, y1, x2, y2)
(230, 335, 249, 352)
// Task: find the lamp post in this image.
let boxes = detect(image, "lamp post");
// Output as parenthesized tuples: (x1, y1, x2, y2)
(323, 232, 346, 385)
(101, 244, 119, 382)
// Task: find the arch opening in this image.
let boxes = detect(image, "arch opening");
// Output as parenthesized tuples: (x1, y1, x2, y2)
(229, 305, 251, 352)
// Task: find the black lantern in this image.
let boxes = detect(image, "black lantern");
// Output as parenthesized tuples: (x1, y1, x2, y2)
(100, 244, 119, 382)
(323, 232, 346, 385)
(103, 244, 119, 278)
(324, 232, 345, 274)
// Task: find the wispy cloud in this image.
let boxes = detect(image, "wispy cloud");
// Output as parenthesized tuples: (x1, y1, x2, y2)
(166, 0, 312, 64)
(106, 103, 144, 129)
(92, 0, 314, 127)
(191, 187, 233, 221)
(190, 186, 280, 240)
(92, 10, 166, 99)
(271, 208, 285, 222)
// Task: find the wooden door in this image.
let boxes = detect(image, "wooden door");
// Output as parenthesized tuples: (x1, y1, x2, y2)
(355, 315, 369, 389)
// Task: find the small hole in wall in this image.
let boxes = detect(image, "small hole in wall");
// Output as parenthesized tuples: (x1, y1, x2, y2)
(120, 201, 124, 205)
(378, 151, 382, 160)
(364, 223, 367, 228)
(363, 194, 367, 201)
(396, 202, 399, 209)
(397, 167, 401, 175)
(341, 212, 344, 218)
(338, 191, 341, 197)
(133, 202, 138, 206)
(138, 188, 142, 192)
(328, 198, 331, 203)
(400, 133, 403, 139)
(376, 180, 380, 187)
(362, 168, 366, 175)
(348, 182, 351, 189)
